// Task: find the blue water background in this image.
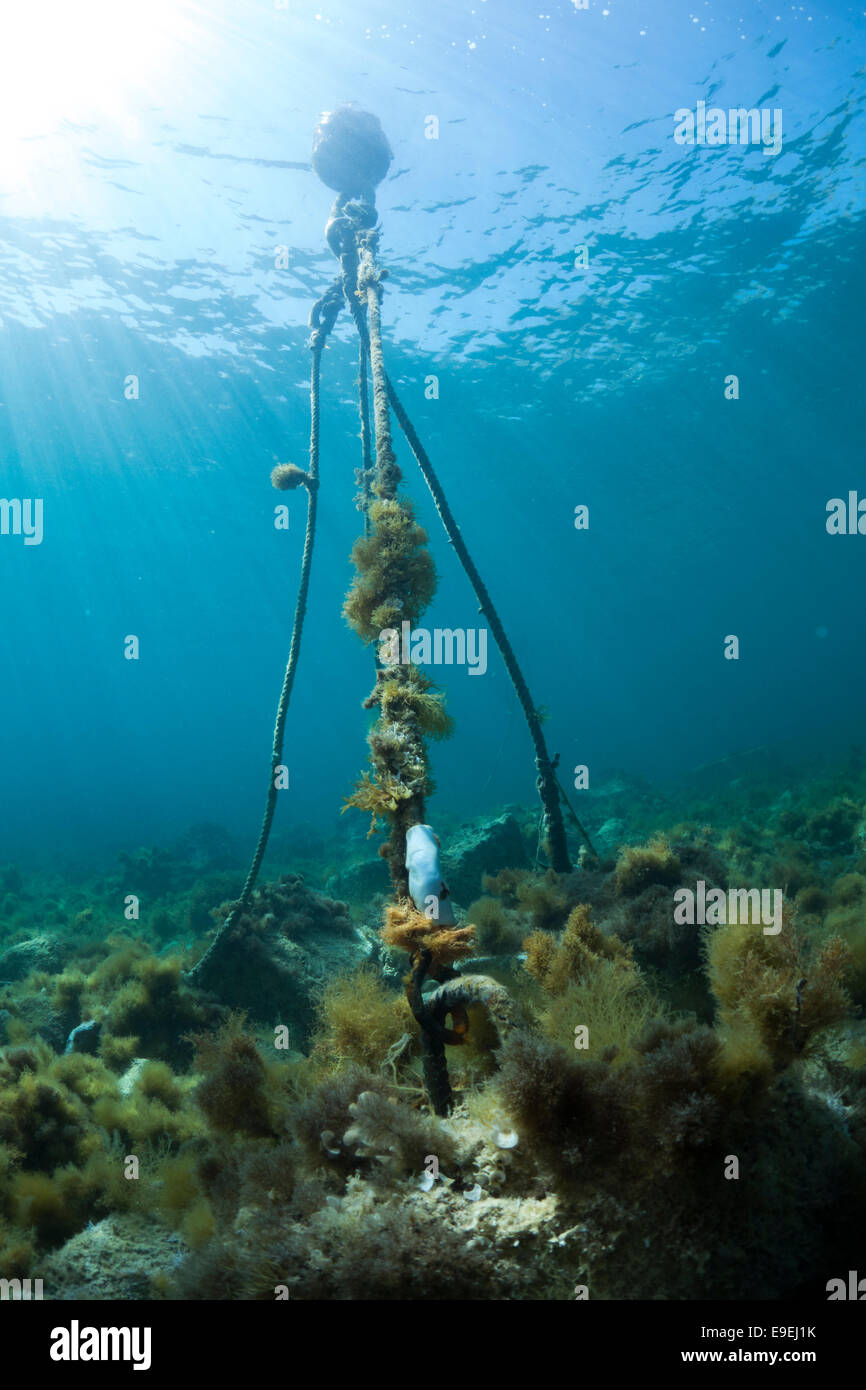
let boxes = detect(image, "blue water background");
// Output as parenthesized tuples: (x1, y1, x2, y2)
(0, 0, 863, 863)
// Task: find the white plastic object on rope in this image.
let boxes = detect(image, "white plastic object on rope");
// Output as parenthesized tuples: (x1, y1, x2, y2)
(405, 823, 456, 925)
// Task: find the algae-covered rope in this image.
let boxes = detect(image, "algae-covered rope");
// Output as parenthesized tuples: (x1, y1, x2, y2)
(354, 225, 429, 882)
(339, 212, 587, 870)
(408, 949, 454, 1116)
(335, 218, 586, 867)
(188, 278, 343, 986)
(357, 340, 373, 534)
(328, 200, 396, 507)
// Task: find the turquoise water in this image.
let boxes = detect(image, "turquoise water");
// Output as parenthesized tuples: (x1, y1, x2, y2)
(2, 1, 866, 1311)
(0, 0, 863, 857)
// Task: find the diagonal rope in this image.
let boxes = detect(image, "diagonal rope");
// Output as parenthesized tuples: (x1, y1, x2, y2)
(382, 373, 592, 869)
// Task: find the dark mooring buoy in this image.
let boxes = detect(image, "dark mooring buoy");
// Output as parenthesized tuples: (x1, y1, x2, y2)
(311, 103, 393, 196)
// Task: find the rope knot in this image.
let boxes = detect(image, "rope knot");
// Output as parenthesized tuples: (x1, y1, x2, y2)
(357, 261, 378, 291)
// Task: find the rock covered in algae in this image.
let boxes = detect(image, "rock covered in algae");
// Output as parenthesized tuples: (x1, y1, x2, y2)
(192, 875, 368, 1038)
(324, 856, 391, 907)
(440, 812, 531, 905)
(0, 935, 63, 981)
(39, 1213, 183, 1300)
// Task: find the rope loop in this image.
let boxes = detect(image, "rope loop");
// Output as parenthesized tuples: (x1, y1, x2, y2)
(309, 278, 344, 340)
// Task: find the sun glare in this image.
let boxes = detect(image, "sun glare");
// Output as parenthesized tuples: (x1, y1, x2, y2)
(0, 0, 192, 170)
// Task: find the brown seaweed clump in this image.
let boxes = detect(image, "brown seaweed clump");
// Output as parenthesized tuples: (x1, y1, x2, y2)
(381, 900, 475, 970)
(343, 498, 436, 643)
(523, 903, 632, 997)
(271, 463, 313, 491)
(190, 1014, 278, 1139)
(614, 836, 682, 897)
(705, 906, 853, 1075)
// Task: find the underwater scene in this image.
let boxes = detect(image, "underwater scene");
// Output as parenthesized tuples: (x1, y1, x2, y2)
(1, 0, 865, 1323)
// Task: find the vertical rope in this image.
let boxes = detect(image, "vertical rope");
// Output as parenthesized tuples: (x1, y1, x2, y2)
(408, 950, 453, 1116)
(357, 340, 373, 534)
(187, 280, 343, 987)
(357, 234, 400, 500)
(342, 214, 583, 869)
(352, 230, 428, 888)
(332, 210, 375, 533)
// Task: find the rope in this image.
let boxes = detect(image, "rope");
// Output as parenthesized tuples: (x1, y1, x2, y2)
(190, 180, 585, 994)
(357, 340, 373, 534)
(336, 226, 375, 531)
(408, 950, 454, 1116)
(187, 278, 343, 986)
(356, 233, 400, 500)
(335, 202, 581, 870)
(555, 772, 600, 861)
(352, 225, 428, 887)
(382, 372, 582, 871)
